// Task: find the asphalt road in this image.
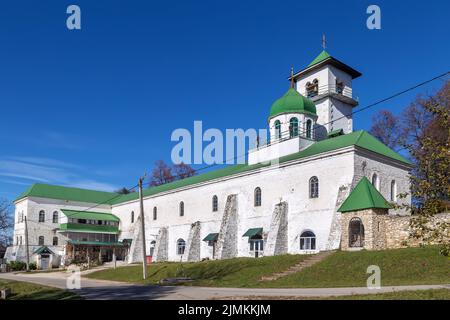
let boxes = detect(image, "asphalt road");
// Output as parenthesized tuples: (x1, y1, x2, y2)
(0, 271, 448, 300)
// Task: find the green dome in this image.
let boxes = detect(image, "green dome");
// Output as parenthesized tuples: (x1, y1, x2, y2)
(269, 88, 317, 120)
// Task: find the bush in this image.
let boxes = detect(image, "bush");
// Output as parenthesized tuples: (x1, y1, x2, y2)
(29, 262, 37, 270)
(8, 261, 27, 271)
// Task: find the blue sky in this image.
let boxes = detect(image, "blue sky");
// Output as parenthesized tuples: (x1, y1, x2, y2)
(0, 0, 448, 201)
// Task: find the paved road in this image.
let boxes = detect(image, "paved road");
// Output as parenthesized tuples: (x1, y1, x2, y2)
(0, 272, 448, 300)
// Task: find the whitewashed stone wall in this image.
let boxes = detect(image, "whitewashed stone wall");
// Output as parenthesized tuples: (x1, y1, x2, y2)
(113, 149, 356, 261)
(5, 197, 110, 263)
(353, 150, 411, 215)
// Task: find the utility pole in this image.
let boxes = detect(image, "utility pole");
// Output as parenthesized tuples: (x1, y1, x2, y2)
(138, 176, 148, 280)
(24, 216, 30, 272)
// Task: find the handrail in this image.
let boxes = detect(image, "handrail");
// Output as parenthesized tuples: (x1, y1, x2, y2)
(301, 84, 354, 99)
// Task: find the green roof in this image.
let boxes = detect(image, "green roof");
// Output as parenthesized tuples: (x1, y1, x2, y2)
(33, 246, 54, 255)
(15, 184, 119, 204)
(242, 228, 263, 237)
(338, 177, 392, 213)
(61, 209, 119, 222)
(203, 233, 219, 242)
(111, 130, 411, 205)
(308, 50, 331, 67)
(269, 88, 317, 120)
(59, 223, 119, 234)
(14, 131, 411, 208)
(67, 240, 124, 247)
(298, 50, 361, 79)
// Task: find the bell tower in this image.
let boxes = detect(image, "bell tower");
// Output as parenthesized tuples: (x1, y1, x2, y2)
(290, 46, 361, 139)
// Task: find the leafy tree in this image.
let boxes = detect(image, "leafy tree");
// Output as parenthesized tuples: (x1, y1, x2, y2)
(371, 81, 449, 255)
(405, 82, 450, 255)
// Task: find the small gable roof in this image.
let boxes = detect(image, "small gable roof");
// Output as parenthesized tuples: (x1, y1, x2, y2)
(338, 177, 391, 213)
(33, 246, 54, 255)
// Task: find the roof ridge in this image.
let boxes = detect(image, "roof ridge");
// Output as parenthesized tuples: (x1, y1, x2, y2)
(363, 176, 375, 207)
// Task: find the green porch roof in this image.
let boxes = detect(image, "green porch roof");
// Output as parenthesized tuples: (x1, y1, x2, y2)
(203, 233, 219, 242)
(61, 209, 119, 222)
(111, 130, 411, 205)
(33, 246, 54, 255)
(242, 228, 263, 237)
(15, 184, 119, 204)
(338, 177, 392, 213)
(59, 223, 119, 234)
(67, 240, 124, 247)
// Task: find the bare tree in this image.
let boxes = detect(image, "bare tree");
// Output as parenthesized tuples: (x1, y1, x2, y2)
(369, 110, 403, 150)
(0, 199, 13, 248)
(173, 162, 196, 179)
(150, 160, 175, 186)
(115, 187, 131, 195)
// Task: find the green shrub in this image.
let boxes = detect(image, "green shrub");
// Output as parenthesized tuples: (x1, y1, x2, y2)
(8, 261, 27, 271)
(29, 262, 37, 270)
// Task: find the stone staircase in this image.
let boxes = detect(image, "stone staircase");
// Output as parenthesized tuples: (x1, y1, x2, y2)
(259, 250, 335, 281)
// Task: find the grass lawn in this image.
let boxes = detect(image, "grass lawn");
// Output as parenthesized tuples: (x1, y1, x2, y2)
(261, 246, 450, 288)
(0, 279, 81, 300)
(86, 254, 306, 287)
(87, 246, 450, 288)
(221, 289, 450, 300)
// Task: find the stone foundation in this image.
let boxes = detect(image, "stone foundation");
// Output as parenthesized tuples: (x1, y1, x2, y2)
(341, 210, 450, 251)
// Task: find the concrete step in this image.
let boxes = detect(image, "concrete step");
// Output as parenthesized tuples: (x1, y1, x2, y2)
(259, 250, 335, 282)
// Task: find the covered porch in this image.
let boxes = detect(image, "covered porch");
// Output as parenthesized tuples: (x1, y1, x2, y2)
(64, 240, 127, 265)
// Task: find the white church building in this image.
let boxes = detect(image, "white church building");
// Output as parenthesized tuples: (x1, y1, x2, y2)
(5, 50, 413, 268)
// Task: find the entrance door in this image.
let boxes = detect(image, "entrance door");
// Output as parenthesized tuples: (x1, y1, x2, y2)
(41, 254, 50, 269)
(249, 238, 264, 258)
(349, 218, 365, 248)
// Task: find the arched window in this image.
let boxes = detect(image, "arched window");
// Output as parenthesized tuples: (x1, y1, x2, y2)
(177, 238, 186, 255)
(53, 237, 58, 246)
(153, 207, 157, 220)
(254, 187, 262, 207)
(52, 211, 58, 224)
(274, 120, 281, 139)
(309, 176, 319, 198)
(300, 231, 316, 250)
(38, 210, 45, 223)
(349, 217, 365, 248)
(38, 236, 44, 246)
(212, 195, 218, 212)
(131, 211, 134, 223)
(289, 117, 299, 138)
(306, 119, 312, 138)
(306, 79, 319, 98)
(372, 173, 380, 191)
(390, 180, 397, 202)
(179, 201, 184, 216)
